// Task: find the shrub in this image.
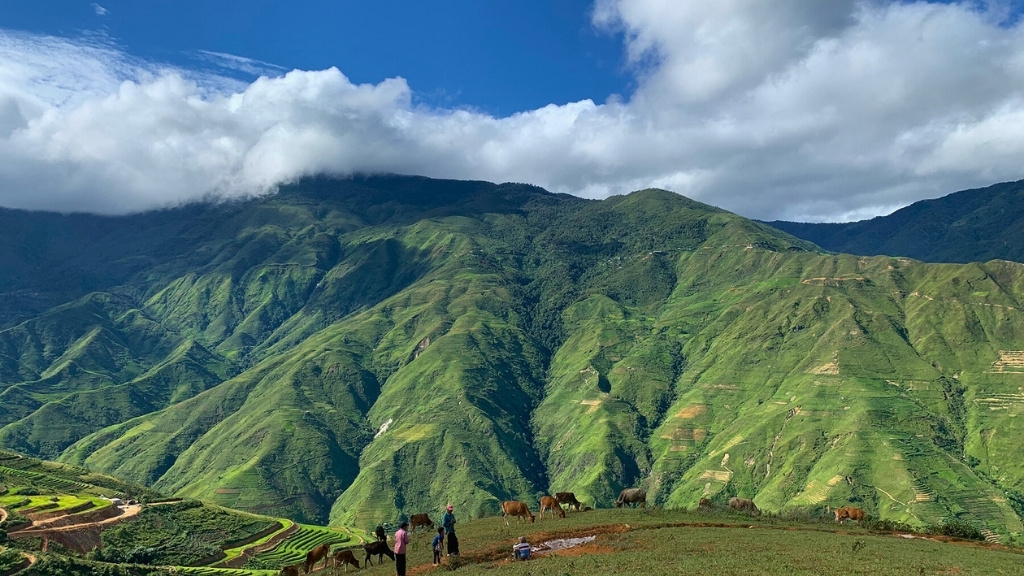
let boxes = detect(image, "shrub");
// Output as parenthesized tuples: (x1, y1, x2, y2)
(925, 519, 984, 541)
(776, 508, 834, 524)
(7, 536, 43, 552)
(0, 548, 26, 573)
(865, 518, 916, 533)
(19, 554, 172, 575)
(1, 511, 32, 530)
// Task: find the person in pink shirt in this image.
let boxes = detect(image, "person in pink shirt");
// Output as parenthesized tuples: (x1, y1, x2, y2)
(394, 521, 410, 576)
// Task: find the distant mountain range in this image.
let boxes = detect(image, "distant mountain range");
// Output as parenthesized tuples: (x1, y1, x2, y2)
(2, 175, 1024, 538)
(768, 180, 1024, 264)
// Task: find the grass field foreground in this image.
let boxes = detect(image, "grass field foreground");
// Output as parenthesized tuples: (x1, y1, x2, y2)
(348, 508, 1024, 576)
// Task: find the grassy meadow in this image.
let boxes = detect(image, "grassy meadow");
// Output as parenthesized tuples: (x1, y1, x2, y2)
(352, 508, 1024, 576)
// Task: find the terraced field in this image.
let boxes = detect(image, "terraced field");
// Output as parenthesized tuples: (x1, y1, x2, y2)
(0, 493, 107, 516)
(247, 524, 355, 569)
(176, 568, 274, 576)
(0, 449, 160, 501)
(989, 350, 1024, 373)
(0, 465, 90, 493)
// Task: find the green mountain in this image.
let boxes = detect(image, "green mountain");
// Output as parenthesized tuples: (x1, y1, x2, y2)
(767, 179, 1024, 263)
(3, 175, 1024, 540)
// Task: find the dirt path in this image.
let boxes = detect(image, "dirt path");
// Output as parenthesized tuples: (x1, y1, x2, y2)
(0, 507, 8, 523)
(37, 504, 141, 533)
(14, 504, 142, 536)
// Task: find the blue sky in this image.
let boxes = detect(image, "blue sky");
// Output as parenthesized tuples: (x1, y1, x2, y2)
(3, 1, 1024, 221)
(5, 1, 632, 115)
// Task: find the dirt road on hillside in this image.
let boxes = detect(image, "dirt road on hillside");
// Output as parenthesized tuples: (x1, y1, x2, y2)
(11, 504, 142, 538)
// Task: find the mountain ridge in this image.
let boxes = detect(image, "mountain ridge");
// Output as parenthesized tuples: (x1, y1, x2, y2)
(767, 179, 1024, 264)
(2, 175, 1024, 539)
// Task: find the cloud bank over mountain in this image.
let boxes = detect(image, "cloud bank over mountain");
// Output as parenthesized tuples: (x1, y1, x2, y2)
(2, 1, 1024, 220)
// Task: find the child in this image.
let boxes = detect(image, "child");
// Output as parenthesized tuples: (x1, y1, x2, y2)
(513, 536, 530, 560)
(432, 527, 444, 565)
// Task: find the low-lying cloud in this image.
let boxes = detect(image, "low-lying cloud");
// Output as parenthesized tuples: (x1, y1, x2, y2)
(3, 1, 1024, 220)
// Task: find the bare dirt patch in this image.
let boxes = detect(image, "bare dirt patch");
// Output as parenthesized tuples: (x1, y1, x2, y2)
(989, 351, 1024, 374)
(674, 405, 708, 419)
(810, 352, 840, 375)
(534, 535, 597, 554)
(543, 544, 615, 558)
(801, 277, 865, 286)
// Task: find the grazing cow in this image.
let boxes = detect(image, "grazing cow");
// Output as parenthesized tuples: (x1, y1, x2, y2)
(304, 543, 331, 574)
(728, 497, 760, 515)
(280, 566, 300, 576)
(698, 498, 713, 510)
(363, 540, 395, 566)
(615, 488, 647, 508)
(555, 492, 583, 512)
(539, 495, 565, 519)
(332, 549, 360, 572)
(409, 513, 433, 531)
(501, 500, 536, 525)
(834, 506, 866, 522)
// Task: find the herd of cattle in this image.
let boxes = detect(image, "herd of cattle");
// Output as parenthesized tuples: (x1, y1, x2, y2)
(280, 490, 867, 574)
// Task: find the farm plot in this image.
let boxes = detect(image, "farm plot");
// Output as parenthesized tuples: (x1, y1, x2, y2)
(176, 568, 274, 576)
(0, 466, 90, 493)
(247, 524, 353, 569)
(0, 494, 106, 516)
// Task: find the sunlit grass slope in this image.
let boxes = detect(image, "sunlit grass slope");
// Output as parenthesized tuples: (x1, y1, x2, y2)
(2, 175, 1023, 539)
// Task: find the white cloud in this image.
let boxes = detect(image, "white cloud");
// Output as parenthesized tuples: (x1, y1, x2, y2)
(3, 1, 1024, 220)
(92, 4, 107, 16)
(194, 50, 287, 78)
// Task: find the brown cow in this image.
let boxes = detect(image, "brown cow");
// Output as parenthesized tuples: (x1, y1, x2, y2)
(834, 506, 866, 522)
(698, 498, 713, 510)
(728, 497, 760, 515)
(501, 500, 536, 525)
(305, 542, 331, 574)
(616, 488, 647, 508)
(409, 513, 433, 531)
(280, 566, 300, 576)
(332, 549, 360, 572)
(539, 495, 565, 519)
(363, 540, 395, 566)
(555, 492, 582, 511)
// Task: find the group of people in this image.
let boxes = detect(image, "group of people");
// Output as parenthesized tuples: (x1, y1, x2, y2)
(381, 504, 460, 576)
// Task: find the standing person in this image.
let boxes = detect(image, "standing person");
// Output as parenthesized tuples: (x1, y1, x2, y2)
(394, 521, 410, 576)
(441, 504, 459, 556)
(431, 527, 444, 566)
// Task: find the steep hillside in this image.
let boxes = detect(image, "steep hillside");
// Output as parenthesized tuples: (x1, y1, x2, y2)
(3, 176, 1024, 539)
(768, 179, 1024, 263)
